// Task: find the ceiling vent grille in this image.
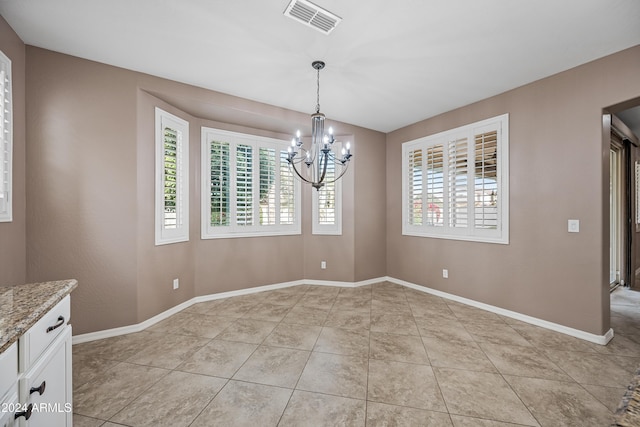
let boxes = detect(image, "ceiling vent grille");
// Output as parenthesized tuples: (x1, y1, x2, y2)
(283, 0, 342, 35)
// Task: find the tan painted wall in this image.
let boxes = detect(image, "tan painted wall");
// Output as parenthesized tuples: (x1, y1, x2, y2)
(0, 16, 26, 286)
(24, 47, 386, 334)
(386, 45, 640, 336)
(25, 48, 139, 331)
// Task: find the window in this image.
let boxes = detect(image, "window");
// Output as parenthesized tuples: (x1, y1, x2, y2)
(201, 127, 300, 238)
(312, 141, 342, 235)
(155, 108, 189, 245)
(402, 114, 509, 244)
(0, 50, 12, 223)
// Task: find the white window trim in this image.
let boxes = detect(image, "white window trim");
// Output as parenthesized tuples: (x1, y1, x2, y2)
(201, 127, 301, 239)
(402, 114, 509, 244)
(0, 50, 13, 223)
(312, 140, 343, 235)
(155, 108, 189, 245)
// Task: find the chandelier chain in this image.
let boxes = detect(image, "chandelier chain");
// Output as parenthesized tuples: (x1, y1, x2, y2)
(316, 66, 321, 113)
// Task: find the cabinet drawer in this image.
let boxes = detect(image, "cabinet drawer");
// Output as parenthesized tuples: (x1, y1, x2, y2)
(19, 326, 71, 427)
(0, 343, 17, 399)
(19, 296, 70, 373)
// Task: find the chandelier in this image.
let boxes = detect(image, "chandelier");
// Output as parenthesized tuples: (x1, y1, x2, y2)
(287, 61, 352, 190)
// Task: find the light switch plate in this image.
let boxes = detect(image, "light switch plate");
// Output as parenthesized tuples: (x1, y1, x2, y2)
(568, 219, 580, 233)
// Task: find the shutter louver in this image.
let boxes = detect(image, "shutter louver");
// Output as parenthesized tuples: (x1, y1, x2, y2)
(210, 140, 230, 226)
(259, 148, 276, 225)
(163, 127, 179, 229)
(425, 145, 444, 227)
(448, 137, 468, 228)
(236, 144, 253, 226)
(408, 148, 423, 225)
(318, 158, 336, 225)
(474, 130, 498, 229)
(280, 150, 295, 225)
(0, 58, 11, 221)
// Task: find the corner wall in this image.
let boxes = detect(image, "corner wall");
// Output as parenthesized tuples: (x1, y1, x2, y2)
(24, 47, 386, 334)
(386, 45, 640, 335)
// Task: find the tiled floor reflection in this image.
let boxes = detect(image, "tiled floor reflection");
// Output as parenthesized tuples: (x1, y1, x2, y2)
(72, 283, 640, 427)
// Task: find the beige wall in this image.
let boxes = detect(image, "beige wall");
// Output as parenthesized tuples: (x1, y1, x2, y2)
(24, 46, 386, 334)
(387, 45, 640, 336)
(26, 48, 139, 331)
(0, 16, 26, 286)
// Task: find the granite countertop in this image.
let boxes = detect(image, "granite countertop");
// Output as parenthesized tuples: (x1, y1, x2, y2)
(0, 279, 77, 353)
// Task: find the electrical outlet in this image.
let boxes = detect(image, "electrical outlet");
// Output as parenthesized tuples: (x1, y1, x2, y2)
(321, 261, 327, 270)
(442, 269, 448, 279)
(173, 278, 179, 290)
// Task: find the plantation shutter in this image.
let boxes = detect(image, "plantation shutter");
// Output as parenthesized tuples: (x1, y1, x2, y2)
(474, 130, 498, 229)
(236, 144, 253, 226)
(425, 145, 444, 227)
(318, 158, 336, 225)
(279, 150, 295, 225)
(0, 52, 11, 221)
(155, 108, 189, 245)
(402, 114, 508, 244)
(259, 148, 276, 225)
(448, 137, 468, 228)
(407, 148, 423, 225)
(162, 126, 180, 229)
(210, 140, 230, 226)
(201, 127, 301, 238)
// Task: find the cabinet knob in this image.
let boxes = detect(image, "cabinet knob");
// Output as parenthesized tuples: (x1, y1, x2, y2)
(46, 315, 65, 333)
(30, 380, 46, 395)
(15, 403, 33, 420)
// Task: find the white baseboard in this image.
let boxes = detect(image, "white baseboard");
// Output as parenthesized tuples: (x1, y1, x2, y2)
(72, 275, 614, 346)
(72, 276, 384, 344)
(386, 277, 613, 345)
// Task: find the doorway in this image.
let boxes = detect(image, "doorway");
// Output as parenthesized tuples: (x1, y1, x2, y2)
(610, 140, 623, 290)
(609, 113, 638, 292)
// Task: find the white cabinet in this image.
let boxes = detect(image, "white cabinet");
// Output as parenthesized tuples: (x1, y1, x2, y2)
(0, 343, 18, 427)
(1, 296, 72, 427)
(18, 327, 72, 427)
(0, 385, 19, 427)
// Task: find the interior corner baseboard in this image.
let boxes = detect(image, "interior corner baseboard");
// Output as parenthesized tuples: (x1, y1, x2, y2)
(72, 276, 387, 345)
(386, 277, 614, 346)
(72, 275, 612, 346)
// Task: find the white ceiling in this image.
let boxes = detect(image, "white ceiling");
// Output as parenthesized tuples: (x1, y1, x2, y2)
(1, 0, 639, 133)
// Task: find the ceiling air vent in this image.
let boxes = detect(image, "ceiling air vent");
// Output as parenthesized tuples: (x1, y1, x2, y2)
(283, 0, 342, 35)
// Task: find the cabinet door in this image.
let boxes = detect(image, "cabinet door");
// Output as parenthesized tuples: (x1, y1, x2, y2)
(19, 327, 71, 427)
(0, 385, 18, 427)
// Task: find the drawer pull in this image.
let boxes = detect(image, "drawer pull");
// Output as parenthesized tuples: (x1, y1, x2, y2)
(30, 380, 46, 396)
(46, 315, 65, 333)
(15, 403, 33, 420)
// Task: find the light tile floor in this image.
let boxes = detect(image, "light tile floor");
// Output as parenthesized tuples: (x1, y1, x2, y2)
(72, 282, 640, 427)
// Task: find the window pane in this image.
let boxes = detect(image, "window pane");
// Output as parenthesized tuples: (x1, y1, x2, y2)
(448, 137, 468, 228)
(408, 148, 423, 225)
(210, 140, 230, 226)
(163, 126, 179, 229)
(259, 148, 276, 225)
(236, 144, 253, 226)
(318, 155, 336, 225)
(474, 130, 498, 229)
(425, 145, 444, 227)
(280, 150, 295, 225)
